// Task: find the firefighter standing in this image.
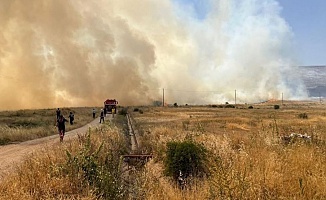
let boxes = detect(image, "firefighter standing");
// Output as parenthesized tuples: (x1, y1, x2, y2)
(112, 108, 115, 118)
(92, 108, 96, 119)
(99, 109, 105, 123)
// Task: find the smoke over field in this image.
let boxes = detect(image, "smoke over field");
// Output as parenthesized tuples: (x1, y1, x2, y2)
(0, 0, 307, 109)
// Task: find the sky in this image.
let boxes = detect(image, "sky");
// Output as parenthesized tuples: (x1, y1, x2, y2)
(279, 1, 326, 66)
(175, 0, 326, 66)
(0, 0, 322, 110)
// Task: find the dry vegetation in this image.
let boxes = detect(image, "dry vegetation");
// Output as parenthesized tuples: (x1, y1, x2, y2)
(0, 124, 129, 199)
(0, 107, 100, 145)
(131, 101, 326, 199)
(0, 102, 326, 199)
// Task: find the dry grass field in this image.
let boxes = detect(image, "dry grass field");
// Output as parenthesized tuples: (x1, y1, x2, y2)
(0, 107, 100, 145)
(130, 101, 326, 199)
(0, 102, 325, 199)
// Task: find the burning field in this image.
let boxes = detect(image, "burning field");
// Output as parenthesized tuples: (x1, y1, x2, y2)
(128, 101, 326, 199)
(1, 102, 325, 199)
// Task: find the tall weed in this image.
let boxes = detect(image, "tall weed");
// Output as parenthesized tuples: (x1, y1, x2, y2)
(0, 125, 129, 199)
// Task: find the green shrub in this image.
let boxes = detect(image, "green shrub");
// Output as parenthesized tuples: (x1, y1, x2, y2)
(225, 104, 235, 108)
(298, 113, 308, 119)
(0, 137, 10, 145)
(248, 106, 254, 109)
(274, 105, 280, 109)
(118, 107, 128, 116)
(65, 132, 127, 199)
(164, 140, 208, 182)
(152, 101, 162, 106)
(133, 108, 143, 114)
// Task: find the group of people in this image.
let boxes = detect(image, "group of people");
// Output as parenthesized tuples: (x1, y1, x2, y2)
(56, 107, 116, 142)
(56, 108, 74, 142)
(93, 108, 106, 123)
(93, 107, 116, 123)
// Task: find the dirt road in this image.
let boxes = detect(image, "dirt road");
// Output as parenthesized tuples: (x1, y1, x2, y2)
(0, 117, 105, 181)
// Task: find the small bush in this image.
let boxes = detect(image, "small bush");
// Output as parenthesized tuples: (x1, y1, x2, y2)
(118, 108, 128, 116)
(248, 106, 254, 109)
(225, 104, 235, 108)
(164, 140, 208, 182)
(274, 105, 280, 109)
(174, 103, 178, 107)
(211, 105, 218, 108)
(152, 101, 162, 106)
(65, 132, 127, 199)
(132, 107, 143, 114)
(298, 113, 308, 119)
(0, 137, 10, 145)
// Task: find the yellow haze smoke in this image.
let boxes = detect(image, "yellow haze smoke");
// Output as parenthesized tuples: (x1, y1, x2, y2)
(0, 0, 306, 110)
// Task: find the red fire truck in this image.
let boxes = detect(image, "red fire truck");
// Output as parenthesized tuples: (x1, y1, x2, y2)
(104, 99, 118, 114)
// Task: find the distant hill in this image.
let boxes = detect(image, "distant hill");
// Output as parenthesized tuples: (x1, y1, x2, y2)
(298, 66, 326, 97)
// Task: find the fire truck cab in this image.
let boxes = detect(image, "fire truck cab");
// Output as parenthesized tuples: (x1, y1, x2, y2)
(104, 99, 118, 114)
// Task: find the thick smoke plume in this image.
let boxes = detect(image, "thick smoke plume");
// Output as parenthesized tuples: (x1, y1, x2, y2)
(0, 0, 307, 110)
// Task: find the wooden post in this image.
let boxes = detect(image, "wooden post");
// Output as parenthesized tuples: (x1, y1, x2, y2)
(235, 90, 237, 107)
(163, 88, 165, 107)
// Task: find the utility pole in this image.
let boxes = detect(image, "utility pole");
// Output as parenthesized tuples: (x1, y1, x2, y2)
(282, 92, 283, 105)
(235, 90, 237, 107)
(163, 88, 165, 107)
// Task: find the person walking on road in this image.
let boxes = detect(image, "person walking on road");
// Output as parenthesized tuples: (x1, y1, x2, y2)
(69, 112, 74, 125)
(57, 114, 68, 142)
(56, 108, 61, 120)
(99, 109, 105, 123)
(92, 108, 96, 119)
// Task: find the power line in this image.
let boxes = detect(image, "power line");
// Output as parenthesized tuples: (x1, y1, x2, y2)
(164, 89, 221, 93)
